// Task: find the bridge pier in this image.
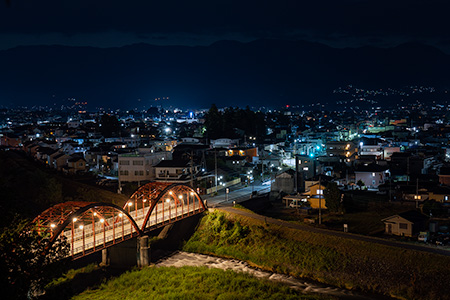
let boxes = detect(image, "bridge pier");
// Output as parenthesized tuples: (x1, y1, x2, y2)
(137, 236, 150, 267)
(101, 248, 110, 266)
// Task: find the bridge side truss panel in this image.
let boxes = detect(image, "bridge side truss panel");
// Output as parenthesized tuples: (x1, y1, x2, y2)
(127, 183, 206, 232)
(34, 202, 142, 259)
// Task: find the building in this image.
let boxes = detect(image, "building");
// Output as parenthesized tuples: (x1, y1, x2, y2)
(211, 138, 239, 148)
(382, 210, 428, 237)
(65, 156, 87, 174)
(226, 147, 258, 163)
(325, 141, 358, 163)
(296, 155, 317, 179)
(301, 182, 328, 209)
(354, 163, 389, 189)
(118, 151, 172, 183)
(272, 169, 302, 194)
(154, 159, 200, 183)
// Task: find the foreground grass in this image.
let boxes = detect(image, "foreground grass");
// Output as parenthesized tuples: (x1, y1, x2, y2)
(72, 266, 327, 300)
(183, 211, 450, 300)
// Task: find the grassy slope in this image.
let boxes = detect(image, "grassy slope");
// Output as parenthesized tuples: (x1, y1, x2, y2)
(71, 266, 329, 300)
(183, 211, 450, 300)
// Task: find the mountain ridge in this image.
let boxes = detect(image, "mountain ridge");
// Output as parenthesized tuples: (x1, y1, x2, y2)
(0, 39, 449, 109)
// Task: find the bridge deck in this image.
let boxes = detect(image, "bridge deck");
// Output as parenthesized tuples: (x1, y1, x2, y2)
(62, 201, 202, 258)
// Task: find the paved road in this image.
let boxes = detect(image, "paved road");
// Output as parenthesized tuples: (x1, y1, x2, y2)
(203, 180, 271, 206)
(217, 207, 450, 257)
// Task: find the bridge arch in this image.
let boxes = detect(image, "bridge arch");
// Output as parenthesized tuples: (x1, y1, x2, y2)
(126, 182, 206, 232)
(33, 201, 142, 258)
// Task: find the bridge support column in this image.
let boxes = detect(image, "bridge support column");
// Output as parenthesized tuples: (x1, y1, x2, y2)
(137, 236, 150, 267)
(100, 248, 110, 266)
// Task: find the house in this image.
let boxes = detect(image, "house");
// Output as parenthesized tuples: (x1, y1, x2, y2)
(272, 169, 301, 194)
(52, 153, 69, 170)
(225, 147, 258, 163)
(354, 163, 389, 189)
(36, 147, 58, 164)
(154, 159, 200, 183)
(224, 156, 247, 170)
(301, 182, 328, 209)
(210, 138, 239, 148)
(382, 210, 428, 237)
(0, 133, 21, 148)
(66, 156, 87, 173)
(438, 166, 450, 186)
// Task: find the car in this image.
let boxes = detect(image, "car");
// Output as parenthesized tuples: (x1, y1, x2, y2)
(289, 199, 308, 208)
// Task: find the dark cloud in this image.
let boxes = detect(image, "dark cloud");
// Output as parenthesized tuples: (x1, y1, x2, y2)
(2, 0, 450, 51)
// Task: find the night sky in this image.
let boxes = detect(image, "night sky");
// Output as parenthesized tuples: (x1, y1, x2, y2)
(2, 0, 450, 109)
(2, 0, 450, 52)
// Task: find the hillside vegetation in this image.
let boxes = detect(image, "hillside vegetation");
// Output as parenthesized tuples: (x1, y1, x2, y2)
(183, 211, 450, 300)
(0, 150, 128, 225)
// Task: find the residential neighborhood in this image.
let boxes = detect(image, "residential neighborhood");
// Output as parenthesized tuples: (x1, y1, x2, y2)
(1, 102, 450, 245)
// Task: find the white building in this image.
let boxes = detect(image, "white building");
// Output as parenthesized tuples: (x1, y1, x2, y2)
(118, 151, 172, 183)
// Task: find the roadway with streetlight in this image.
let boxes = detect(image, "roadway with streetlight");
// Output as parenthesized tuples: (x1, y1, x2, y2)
(203, 180, 271, 207)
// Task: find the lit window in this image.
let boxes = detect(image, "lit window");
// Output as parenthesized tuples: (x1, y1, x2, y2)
(372, 173, 376, 177)
(317, 189, 323, 195)
(303, 167, 309, 171)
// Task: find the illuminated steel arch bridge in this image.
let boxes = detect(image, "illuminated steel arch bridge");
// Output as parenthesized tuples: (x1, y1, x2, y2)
(32, 182, 206, 259)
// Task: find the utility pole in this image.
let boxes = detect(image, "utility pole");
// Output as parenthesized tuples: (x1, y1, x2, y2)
(389, 178, 392, 202)
(294, 155, 299, 194)
(319, 175, 322, 225)
(214, 149, 218, 193)
(190, 149, 194, 188)
(415, 178, 420, 208)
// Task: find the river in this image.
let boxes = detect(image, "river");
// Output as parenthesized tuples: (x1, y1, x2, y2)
(155, 251, 388, 300)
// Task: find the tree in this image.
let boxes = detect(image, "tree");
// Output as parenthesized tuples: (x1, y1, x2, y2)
(0, 217, 70, 299)
(324, 182, 342, 213)
(204, 104, 223, 139)
(356, 179, 365, 190)
(98, 114, 121, 138)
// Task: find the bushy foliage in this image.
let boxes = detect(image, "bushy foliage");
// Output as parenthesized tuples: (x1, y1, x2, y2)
(0, 217, 70, 299)
(323, 182, 341, 213)
(204, 104, 266, 140)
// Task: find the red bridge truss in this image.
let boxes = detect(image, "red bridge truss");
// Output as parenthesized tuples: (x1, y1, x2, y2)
(32, 182, 206, 259)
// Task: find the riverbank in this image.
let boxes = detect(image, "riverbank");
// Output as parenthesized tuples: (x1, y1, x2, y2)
(156, 251, 376, 300)
(183, 210, 450, 300)
(70, 265, 329, 300)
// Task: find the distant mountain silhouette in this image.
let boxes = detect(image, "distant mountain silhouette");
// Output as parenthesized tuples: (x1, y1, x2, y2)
(0, 39, 449, 109)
